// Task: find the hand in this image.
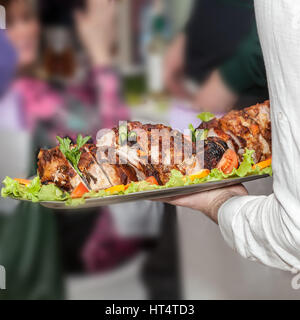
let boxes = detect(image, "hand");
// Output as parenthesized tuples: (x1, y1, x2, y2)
(157, 184, 248, 224)
(164, 33, 189, 98)
(193, 70, 238, 113)
(74, 0, 118, 67)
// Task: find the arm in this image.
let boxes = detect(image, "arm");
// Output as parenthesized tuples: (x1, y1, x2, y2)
(191, 24, 266, 113)
(164, 0, 300, 272)
(75, 0, 129, 128)
(219, 24, 267, 94)
(218, 0, 300, 272)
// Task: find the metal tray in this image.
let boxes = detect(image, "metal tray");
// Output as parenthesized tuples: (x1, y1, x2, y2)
(38, 174, 269, 210)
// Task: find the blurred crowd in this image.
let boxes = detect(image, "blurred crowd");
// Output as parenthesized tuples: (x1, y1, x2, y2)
(0, 0, 267, 300)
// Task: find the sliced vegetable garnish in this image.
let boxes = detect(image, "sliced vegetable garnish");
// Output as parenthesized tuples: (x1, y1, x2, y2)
(253, 158, 272, 170)
(145, 176, 159, 186)
(217, 149, 239, 174)
(1, 149, 272, 206)
(14, 178, 32, 186)
(71, 182, 89, 199)
(189, 169, 210, 182)
(106, 184, 126, 195)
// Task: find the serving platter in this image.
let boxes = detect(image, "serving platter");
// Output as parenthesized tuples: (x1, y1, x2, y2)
(37, 174, 269, 210)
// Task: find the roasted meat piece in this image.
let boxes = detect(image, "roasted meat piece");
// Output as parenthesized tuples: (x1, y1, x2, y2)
(77, 145, 112, 191)
(204, 137, 229, 170)
(87, 144, 138, 187)
(198, 101, 271, 162)
(37, 101, 271, 194)
(38, 147, 83, 192)
(98, 121, 226, 184)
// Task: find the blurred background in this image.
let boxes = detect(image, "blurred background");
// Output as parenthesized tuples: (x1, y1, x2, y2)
(0, 0, 299, 300)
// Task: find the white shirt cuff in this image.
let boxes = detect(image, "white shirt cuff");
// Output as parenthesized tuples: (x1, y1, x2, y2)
(218, 195, 258, 251)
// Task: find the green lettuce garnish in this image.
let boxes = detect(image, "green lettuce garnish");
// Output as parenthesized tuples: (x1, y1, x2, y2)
(189, 124, 208, 142)
(56, 134, 91, 177)
(125, 181, 161, 194)
(38, 184, 69, 202)
(1, 149, 272, 206)
(197, 112, 215, 122)
(1, 176, 69, 203)
(165, 170, 186, 188)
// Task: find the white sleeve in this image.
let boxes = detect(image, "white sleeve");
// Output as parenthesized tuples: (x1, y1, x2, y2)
(218, 0, 300, 272)
(219, 195, 300, 271)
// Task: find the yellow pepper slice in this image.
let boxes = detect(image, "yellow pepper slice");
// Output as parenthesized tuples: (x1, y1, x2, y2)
(189, 169, 210, 182)
(252, 158, 272, 170)
(106, 185, 126, 195)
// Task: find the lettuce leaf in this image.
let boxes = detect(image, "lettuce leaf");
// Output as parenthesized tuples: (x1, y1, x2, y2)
(1, 176, 69, 203)
(125, 181, 161, 194)
(197, 112, 215, 122)
(1, 150, 272, 206)
(1, 176, 41, 202)
(38, 184, 69, 201)
(165, 170, 186, 188)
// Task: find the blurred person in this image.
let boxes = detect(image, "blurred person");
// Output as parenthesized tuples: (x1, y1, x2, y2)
(0, 30, 16, 97)
(165, 0, 268, 114)
(0, 0, 164, 300)
(161, 0, 300, 273)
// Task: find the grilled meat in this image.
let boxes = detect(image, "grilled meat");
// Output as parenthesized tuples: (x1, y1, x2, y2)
(77, 145, 112, 191)
(198, 101, 271, 162)
(204, 137, 229, 170)
(37, 101, 272, 193)
(98, 121, 198, 185)
(38, 147, 83, 192)
(87, 144, 138, 187)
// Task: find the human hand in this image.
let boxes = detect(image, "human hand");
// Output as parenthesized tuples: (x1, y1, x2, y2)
(164, 33, 189, 98)
(193, 70, 238, 113)
(74, 0, 118, 67)
(157, 184, 248, 224)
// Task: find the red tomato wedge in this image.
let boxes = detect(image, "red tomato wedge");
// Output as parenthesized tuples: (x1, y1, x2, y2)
(71, 182, 89, 199)
(217, 149, 239, 174)
(145, 176, 159, 185)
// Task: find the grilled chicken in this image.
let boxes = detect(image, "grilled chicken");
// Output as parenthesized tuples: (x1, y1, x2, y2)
(77, 145, 112, 191)
(37, 101, 272, 192)
(97, 121, 224, 184)
(198, 101, 271, 162)
(38, 147, 84, 192)
(87, 144, 138, 186)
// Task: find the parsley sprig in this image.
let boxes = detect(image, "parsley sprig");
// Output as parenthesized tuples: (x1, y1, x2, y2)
(56, 135, 91, 176)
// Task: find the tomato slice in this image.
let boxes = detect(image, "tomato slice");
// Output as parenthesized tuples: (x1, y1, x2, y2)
(145, 176, 159, 185)
(71, 182, 89, 199)
(217, 149, 239, 174)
